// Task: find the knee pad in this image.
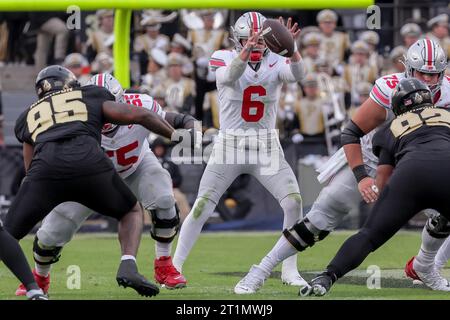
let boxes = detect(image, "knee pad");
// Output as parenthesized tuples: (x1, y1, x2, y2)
(150, 203, 180, 243)
(33, 236, 63, 265)
(426, 215, 450, 239)
(282, 218, 330, 252)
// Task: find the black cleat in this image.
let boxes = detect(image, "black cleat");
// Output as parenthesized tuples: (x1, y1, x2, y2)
(116, 260, 160, 297)
(299, 272, 334, 297)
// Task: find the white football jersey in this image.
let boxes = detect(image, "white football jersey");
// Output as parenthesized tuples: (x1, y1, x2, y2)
(209, 49, 298, 133)
(363, 73, 450, 167)
(102, 93, 165, 178)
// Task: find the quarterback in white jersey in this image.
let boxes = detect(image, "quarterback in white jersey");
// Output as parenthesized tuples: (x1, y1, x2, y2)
(172, 12, 307, 293)
(237, 38, 450, 293)
(15, 74, 198, 296)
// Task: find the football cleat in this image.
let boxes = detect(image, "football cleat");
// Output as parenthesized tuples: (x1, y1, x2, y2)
(116, 259, 160, 297)
(154, 256, 187, 289)
(234, 265, 268, 294)
(29, 292, 49, 300)
(299, 273, 333, 297)
(15, 269, 50, 296)
(281, 271, 309, 288)
(405, 256, 450, 291)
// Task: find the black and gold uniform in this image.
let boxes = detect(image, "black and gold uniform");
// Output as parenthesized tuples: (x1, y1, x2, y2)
(304, 78, 450, 295)
(5, 68, 137, 239)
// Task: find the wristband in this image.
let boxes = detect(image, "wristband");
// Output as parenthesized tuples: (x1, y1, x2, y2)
(352, 165, 369, 183)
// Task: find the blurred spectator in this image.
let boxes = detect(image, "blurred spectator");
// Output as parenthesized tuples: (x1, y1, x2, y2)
(134, 11, 171, 55)
(30, 12, 69, 70)
(348, 81, 372, 117)
(164, 52, 196, 113)
(86, 10, 114, 62)
(426, 13, 450, 57)
(317, 9, 350, 69)
(151, 137, 191, 222)
(400, 23, 422, 49)
(359, 30, 383, 71)
(301, 32, 322, 74)
(278, 83, 302, 141)
(188, 9, 229, 122)
(170, 33, 194, 77)
(141, 48, 168, 91)
(202, 90, 220, 129)
(91, 52, 114, 74)
(297, 74, 325, 137)
(63, 53, 91, 84)
(343, 40, 378, 107)
(382, 46, 406, 75)
(134, 10, 176, 77)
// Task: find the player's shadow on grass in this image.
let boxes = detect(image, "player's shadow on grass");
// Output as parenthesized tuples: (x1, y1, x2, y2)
(214, 271, 425, 289)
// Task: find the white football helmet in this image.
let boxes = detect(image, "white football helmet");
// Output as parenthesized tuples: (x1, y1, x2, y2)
(87, 73, 125, 134)
(231, 11, 269, 63)
(404, 38, 448, 96)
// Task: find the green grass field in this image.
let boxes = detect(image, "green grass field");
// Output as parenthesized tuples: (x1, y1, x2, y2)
(1, 230, 450, 300)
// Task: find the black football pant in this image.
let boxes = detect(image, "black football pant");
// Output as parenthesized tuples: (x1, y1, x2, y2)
(326, 158, 450, 279)
(4, 169, 137, 240)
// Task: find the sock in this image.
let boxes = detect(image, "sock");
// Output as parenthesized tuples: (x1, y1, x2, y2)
(35, 263, 51, 277)
(414, 226, 446, 272)
(279, 195, 302, 275)
(259, 235, 297, 276)
(121, 255, 136, 262)
(0, 228, 36, 289)
(173, 197, 216, 272)
(155, 242, 172, 259)
(435, 237, 450, 270)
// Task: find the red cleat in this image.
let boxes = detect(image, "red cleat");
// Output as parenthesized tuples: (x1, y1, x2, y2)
(154, 256, 187, 289)
(15, 269, 50, 296)
(404, 256, 421, 281)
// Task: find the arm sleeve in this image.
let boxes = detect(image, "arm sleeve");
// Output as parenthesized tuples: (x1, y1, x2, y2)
(278, 58, 306, 83)
(214, 56, 247, 86)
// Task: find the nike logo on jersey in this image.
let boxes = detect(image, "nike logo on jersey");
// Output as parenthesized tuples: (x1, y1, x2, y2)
(269, 61, 278, 68)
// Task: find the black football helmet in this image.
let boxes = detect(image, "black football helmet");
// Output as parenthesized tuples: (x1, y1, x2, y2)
(391, 78, 433, 116)
(35, 65, 80, 99)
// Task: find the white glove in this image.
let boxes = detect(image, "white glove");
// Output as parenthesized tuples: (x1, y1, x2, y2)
(291, 133, 304, 144)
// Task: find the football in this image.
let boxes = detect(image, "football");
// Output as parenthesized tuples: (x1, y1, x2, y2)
(262, 19, 295, 57)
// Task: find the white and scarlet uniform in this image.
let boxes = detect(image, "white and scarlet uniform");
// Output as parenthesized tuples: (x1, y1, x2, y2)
(200, 49, 303, 204)
(173, 38, 306, 275)
(36, 93, 175, 247)
(309, 73, 450, 232)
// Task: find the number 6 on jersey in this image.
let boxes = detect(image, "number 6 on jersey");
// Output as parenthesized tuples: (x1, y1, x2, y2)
(241, 86, 266, 122)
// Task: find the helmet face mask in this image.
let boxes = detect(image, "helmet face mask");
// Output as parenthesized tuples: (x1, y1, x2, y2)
(405, 39, 448, 97)
(87, 73, 125, 134)
(230, 11, 269, 63)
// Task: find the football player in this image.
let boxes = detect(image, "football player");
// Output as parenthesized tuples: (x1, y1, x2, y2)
(6, 65, 176, 298)
(172, 12, 307, 293)
(236, 38, 450, 292)
(14, 73, 198, 295)
(302, 78, 450, 296)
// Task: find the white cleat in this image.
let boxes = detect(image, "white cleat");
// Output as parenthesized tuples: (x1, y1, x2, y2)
(234, 265, 267, 294)
(415, 268, 450, 291)
(281, 271, 308, 287)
